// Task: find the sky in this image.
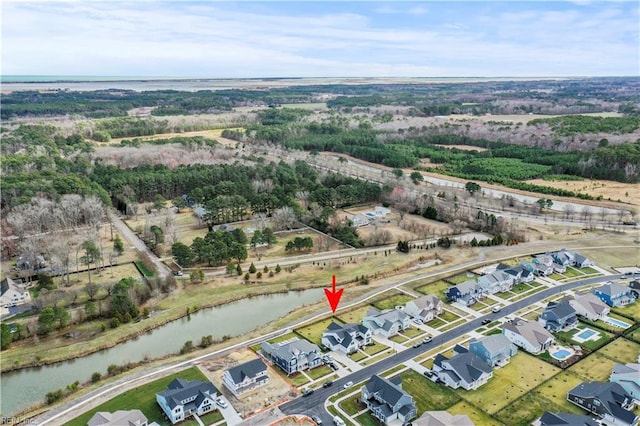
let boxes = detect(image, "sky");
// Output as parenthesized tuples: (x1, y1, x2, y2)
(2, 1, 639, 78)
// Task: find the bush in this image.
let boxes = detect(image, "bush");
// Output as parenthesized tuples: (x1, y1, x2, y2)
(257, 271, 262, 279)
(275, 264, 282, 273)
(46, 389, 64, 404)
(110, 318, 121, 328)
(91, 372, 102, 383)
(249, 263, 257, 273)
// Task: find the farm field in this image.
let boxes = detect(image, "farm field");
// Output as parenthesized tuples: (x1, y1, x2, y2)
(525, 178, 639, 206)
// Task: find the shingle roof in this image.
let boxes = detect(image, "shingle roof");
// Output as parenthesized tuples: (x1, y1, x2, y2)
(262, 339, 320, 362)
(595, 282, 630, 297)
(435, 352, 492, 384)
(471, 334, 515, 355)
(364, 375, 408, 407)
(539, 412, 599, 426)
(503, 318, 554, 347)
(541, 301, 576, 320)
(157, 379, 218, 410)
(572, 293, 609, 315)
(226, 359, 267, 385)
(569, 382, 637, 425)
(414, 411, 475, 426)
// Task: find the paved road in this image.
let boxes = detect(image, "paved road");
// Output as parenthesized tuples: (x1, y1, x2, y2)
(110, 211, 171, 279)
(279, 274, 622, 425)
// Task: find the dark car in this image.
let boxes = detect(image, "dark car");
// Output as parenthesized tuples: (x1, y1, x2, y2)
(482, 318, 492, 325)
(423, 370, 433, 378)
(323, 381, 334, 388)
(302, 389, 314, 397)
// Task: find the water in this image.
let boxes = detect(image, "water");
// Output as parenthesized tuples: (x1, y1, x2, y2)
(604, 316, 631, 328)
(551, 349, 572, 359)
(0, 288, 324, 416)
(576, 329, 596, 339)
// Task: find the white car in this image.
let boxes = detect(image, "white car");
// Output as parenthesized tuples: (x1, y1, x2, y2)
(216, 398, 228, 409)
(343, 381, 353, 389)
(492, 305, 502, 313)
(333, 417, 346, 426)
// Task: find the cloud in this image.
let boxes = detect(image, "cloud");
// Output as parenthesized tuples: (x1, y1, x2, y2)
(1, 1, 638, 77)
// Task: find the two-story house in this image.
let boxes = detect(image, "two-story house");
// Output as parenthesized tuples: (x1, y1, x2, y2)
(568, 293, 610, 321)
(592, 282, 637, 307)
(361, 375, 417, 425)
(551, 249, 576, 266)
(0, 277, 31, 309)
(477, 270, 515, 295)
(573, 253, 594, 268)
(567, 382, 638, 426)
(404, 294, 443, 322)
(156, 378, 218, 424)
(446, 280, 483, 306)
(538, 300, 578, 332)
(222, 358, 269, 397)
(468, 335, 518, 368)
(261, 338, 322, 375)
(610, 363, 640, 400)
(503, 318, 554, 354)
(88, 410, 154, 426)
(496, 263, 535, 284)
(362, 308, 411, 338)
(321, 322, 372, 354)
(537, 411, 599, 426)
(433, 345, 493, 390)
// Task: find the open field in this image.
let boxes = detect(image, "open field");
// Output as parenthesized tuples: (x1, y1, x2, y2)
(448, 401, 501, 425)
(597, 338, 640, 363)
(106, 128, 243, 145)
(525, 178, 640, 206)
(446, 111, 624, 124)
(495, 392, 568, 426)
(65, 367, 222, 426)
(295, 317, 343, 347)
(393, 370, 460, 414)
(568, 352, 619, 382)
(371, 292, 414, 310)
(578, 247, 640, 270)
(531, 371, 586, 414)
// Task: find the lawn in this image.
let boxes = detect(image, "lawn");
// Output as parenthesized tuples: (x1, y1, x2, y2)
(563, 267, 585, 278)
(363, 341, 389, 356)
(414, 280, 451, 298)
(361, 352, 393, 366)
(267, 332, 301, 345)
(339, 394, 366, 416)
(371, 293, 414, 311)
(401, 327, 424, 338)
(295, 317, 343, 347)
(66, 367, 218, 426)
(307, 365, 333, 380)
(390, 334, 408, 343)
(134, 260, 155, 277)
(569, 352, 619, 382)
(532, 371, 586, 414)
(348, 351, 368, 363)
(355, 411, 381, 426)
(439, 310, 461, 322)
(425, 317, 446, 328)
(337, 305, 372, 324)
(598, 338, 640, 363)
(288, 372, 310, 387)
(612, 301, 640, 322)
(448, 401, 502, 426)
(495, 392, 568, 426)
(446, 273, 477, 285)
(392, 370, 460, 414)
(455, 353, 559, 414)
(555, 324, 613, 351)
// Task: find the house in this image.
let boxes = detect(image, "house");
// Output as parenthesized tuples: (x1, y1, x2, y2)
(536, 412, 599, 426)
(568, 293, 610, 321)
(361, 375, 417, 425)
(534, 263, 554, 276)
(552, 263, 567, 274)
(404, 295, 444, 322)
(362, 308, 411, 338)
(374, 206, 391, 216)
(88, 410, 154, 426)
(573, 253, 594, 268)
(538, 300, 578, 332)
(534, 254, 555, 267)
(551, 249, 576, 266)
(610, 363, 640, 400)
(446, 280, 483, 306)
(496, 263, 535, 284)
(413, 411, 474, 425)
(349, 215, 370, 227)
(502, 318, 554, 354)
(0, 277, 31, 308)
(476, 270, 514, 294)
(156, 378, 218, 424)
(592, 282, 636, 307)
(321, 322, 372, 354)
(261, 338, 322, 375)
(433, 345, 493, 390)
(468, 335, 518, 368)
(628, 280, 640, 299)
(222, 358, 269, 397)
(567, 382, 638, 426)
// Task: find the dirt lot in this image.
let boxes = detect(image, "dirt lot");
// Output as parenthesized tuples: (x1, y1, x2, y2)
(106, 128, 243, 147)
(198, 350, 295, 417)
(525, 178, 639, 207)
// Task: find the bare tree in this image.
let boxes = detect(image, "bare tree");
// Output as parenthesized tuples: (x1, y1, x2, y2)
(271, 207, 298, 231)
(563, 204, 575, 221)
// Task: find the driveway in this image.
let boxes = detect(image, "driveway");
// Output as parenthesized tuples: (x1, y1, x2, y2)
(217, 395, 243, 426)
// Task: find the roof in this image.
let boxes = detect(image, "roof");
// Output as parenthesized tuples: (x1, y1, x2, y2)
(226, 358, 267, 385)
(435, 352, 492, 384)
(414, 411, 474, 426)
(409, 294, 441, 310)
(0, 277, 26, 297)
(364, 309, 408, 331)
(503, 318, 553, 347)
(470, 334, 515, 355)
(363, 375, 412, 408)
(455, 280, 478, 294)
(541, 301, 576, 320)
(539, 412, 599, 426)
(594, 282, 630, 297)
(569, 382, 637, 425)
(88, 410, 149, 426)
(262, 338, 320, 362)
(157, 379, 218, 410)
(571, 293, 609, 315)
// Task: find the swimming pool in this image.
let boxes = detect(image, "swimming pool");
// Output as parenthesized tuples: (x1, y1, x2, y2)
(551, 349, 572, 360)
(604, 317, 631, 329)
(572, 328, 600, 343)
(577, 329, 596, 339)
(365, 212, 376, 218)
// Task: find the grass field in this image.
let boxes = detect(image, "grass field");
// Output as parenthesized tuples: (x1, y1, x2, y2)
(393, 370, 460, 414)
(598, 338, 640, 363)
(339, 394, 365, 416)
(569, 352, 619, 382)
(532, 371, 586, 414)
(337, 305, 372, 324)
(363, 341, 388, 356)
(448, 401, 502, 426)
(295, 317, 343, 347)
(349, 351, 368, 362)
(446, 273, 477, 284)
(307, 365, 333, 380)
(66, 367, 221, 426)
(495, 392, 568, 426)
(555, 324, 613, 351)
(612, 301, 640, 322)
(371, 293, 414, 311)
(414, 280, 451, 298)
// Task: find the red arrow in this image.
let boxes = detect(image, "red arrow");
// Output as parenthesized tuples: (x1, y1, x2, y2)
(324, 275, 344, 313)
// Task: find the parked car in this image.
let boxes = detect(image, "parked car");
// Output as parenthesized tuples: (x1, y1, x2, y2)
(492, 305, 502, 313)
(216, 398, 228, 408)
(423, 370, 433, 378)
(413, 342, 422, 348)
(412, 318, 423, 324)
(343, 381, 353, 389)
(323, 381, 334, 388)
(423, 336, 432, 344)
(328, 362, 339, 371)
(312, 415, 323, 425)
(302, 389, 314, 397)
(334, 417, 346, 426)
(482, 318, 492, 325)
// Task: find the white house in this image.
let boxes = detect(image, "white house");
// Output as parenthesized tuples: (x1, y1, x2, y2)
(0, 277, 31, 308)
(88, 410, 157, 426)
(433, 345, 493, 390)
(502, 318, 554, 354)
(322, 322, 372, 354)
(404, 295, 443, 322)
(156, 379, 218, 424)
(568, 293, 610, 321)
(374, 206, 391, 216)
(610, 363, 640, 400)
(476, 270, 514, 294)
(222, 358, 269, 397)
(362, 308, 411, 338)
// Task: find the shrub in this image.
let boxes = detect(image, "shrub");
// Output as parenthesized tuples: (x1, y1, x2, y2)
(91, 372, 102, 383)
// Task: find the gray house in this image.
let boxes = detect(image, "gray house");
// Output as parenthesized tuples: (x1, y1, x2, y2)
(362, 308, 411, 338)
(88, 410, 154, 426)
(468, 335, 518, 368)
(433, 345, 493, 390)
(156, 379, 218, 424)
(503, 318, 554, 354)
(222, 358, 269, 397)
(568, 293, 610, 322)
(593, 282, 637, 307)
(321, 322, 372, 354)
(261, 338, 322, 375)
(610, 363, 640, 400)
(538, 300, 578, 332)
(361, 375, 417, 425)
(537, 411, 599, 426)
(414, 411, 474, 425)
(404, 294, 443, 322)
(567, 382, 638, 426)
(446, 280, 483, 306)
(476, 270, 514, 294)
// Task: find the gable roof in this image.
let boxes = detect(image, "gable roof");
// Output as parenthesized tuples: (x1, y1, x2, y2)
(594, 282, 630, 297)
(571, 293, 609, 315)
(569, 382, 637, 425)
(262, 338, 320, 362)
(410, 294, 441, 310)
(539, 412, 599, 426)
(364, 374, 408, 407)
(435, 351, 492, 384)
(157, 379, 218, 410)
(455, 280, 478, 294)
(225, 358, 267, 385)
(365, 308, 409, 330)
(542, 300, 576, 320)
(88, 410, 149, 426)
(503, 318, 553, 347)
(414, 411, 474, 426)
(470, 334, 515, 355)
